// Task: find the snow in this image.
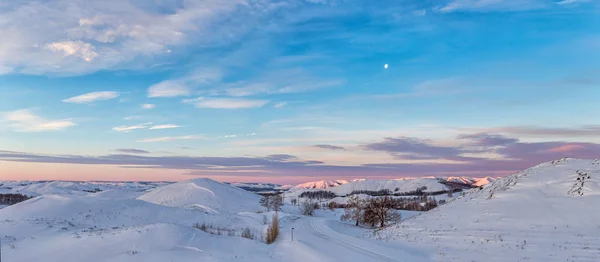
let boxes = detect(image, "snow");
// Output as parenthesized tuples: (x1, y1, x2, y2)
(1, 160, 598, 261)
(137, 178, 262, 213)
(375, 158, 600, 262)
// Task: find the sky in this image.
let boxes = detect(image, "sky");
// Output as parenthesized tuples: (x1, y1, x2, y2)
(0, 0, 599, 184)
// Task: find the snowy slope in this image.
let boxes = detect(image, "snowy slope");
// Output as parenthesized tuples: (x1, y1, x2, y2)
(3, 223, 278, 262)
(137, 178, 262, 213)
(376, 158, 600, 262)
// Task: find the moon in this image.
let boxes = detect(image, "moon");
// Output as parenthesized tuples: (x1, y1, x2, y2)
(384, 64, 389, 69)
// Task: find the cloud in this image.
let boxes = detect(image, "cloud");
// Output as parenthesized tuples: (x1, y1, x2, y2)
(148, 124, 180, 130)
(0, 0, 277, 75)
(274, 102, 288, 108)
(264, 154, 298, 161)
(148, 81, 191, 98)
(115, 148, 150, 154)
(44, 41, 98, 62)
(437, 0, 547, 13)
(63, 91, 119, 104)
(183, 97, 269, 109)
(1, 109, 76, 132)
(112, 122, 153, 132)
(113, 123, 180, 132)
(363, 137, 463, 160)
(142, 104, 156, 109)
(556, 0, 591, 5)
(148, 68, 222, 98)
(314, 144, 346, 150)
(458, 133, 519, 147)
(0, 150, 324, 172)
(480, 126, 600, 138)
(137, 135, 204, 143)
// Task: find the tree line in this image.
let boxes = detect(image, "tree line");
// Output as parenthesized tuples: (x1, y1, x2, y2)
(0, 193, 33, 205)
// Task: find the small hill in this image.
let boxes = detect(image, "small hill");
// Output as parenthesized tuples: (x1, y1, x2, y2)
(376, 158, 600, 262)
(137, 178, 261, 213)
(13, 181, 106, 196)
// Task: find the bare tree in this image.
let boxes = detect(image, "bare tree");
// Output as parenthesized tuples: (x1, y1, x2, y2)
(260, 195, 271, 211)
(270, 194, 284, 212)
(300, 200, 316, 216)
(341, 195, 364, 226)
(370, 196, 401, 228)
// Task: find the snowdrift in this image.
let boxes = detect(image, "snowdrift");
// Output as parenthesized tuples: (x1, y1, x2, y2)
(137, 178, 262, 213)
(377, 158, 600, 262)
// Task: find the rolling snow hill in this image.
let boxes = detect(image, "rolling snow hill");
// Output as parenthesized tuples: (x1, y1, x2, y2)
(376, 158, 600, 262)
(137, 178, 262, 213)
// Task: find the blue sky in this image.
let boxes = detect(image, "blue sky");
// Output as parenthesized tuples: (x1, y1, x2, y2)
(0, 0, 599, 183)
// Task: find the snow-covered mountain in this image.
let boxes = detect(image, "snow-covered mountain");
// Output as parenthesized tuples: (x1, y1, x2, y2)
(376, 158, 600, 262)
(291, 180, 349, 190)
(137, 178, 262, 213)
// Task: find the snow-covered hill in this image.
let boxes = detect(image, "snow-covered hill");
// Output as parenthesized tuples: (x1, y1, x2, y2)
(137, 178, 262, 213)
(291, 180, 349, 190)
(376, 158, 600, 262)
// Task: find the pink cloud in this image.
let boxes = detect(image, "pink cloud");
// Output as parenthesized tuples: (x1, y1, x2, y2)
(548, 144, 586, 153)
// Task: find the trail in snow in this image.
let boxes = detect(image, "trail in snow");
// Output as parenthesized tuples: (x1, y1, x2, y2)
(278, 217, 430, 262)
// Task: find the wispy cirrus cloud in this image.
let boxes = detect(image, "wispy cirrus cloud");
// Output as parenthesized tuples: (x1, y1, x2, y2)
(63, 91, 119, 104)
(148, 69, 222, 98)
(148, 124, 181, 130)
(1, 109, 76, 132)
(137, 135, 204, 143)
(115, 148, 150, 154)
(113, 123, 181, 132)
(112, 122, 153, 132)
(148, 81, 191, 98)
(437, 0, 548, 13)
(314, 144, 346, 150)
(183, 97, 269, 109)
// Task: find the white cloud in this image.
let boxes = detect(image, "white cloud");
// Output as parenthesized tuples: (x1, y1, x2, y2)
(274, 102, 288, 108)
(148, 68, 222, 98)
(63, 91, 119, 104)
(113, 122, 180, 132)
(556, 0, 590, 4)
(142, 104, 156, 109)
(44, 41, 98, 62)
(437, 0, 546, 13)
(1, 109, 76, 132)
(112, 122, 153, 132)
(148, 80, 191, 98)
(183, 97, 269, 109)
(138, 135, 203, 143)
(0, 1, 280, 75)
(149, 124, 180, 130)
